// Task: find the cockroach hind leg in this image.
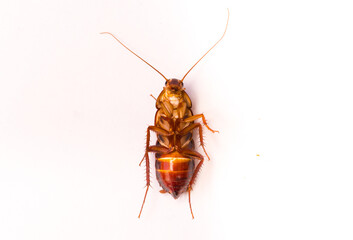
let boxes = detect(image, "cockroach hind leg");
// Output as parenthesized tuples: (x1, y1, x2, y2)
(188, 187, 195, 219)
(138, 185, 150, 218)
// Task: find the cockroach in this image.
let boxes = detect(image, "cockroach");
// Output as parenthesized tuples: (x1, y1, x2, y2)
(101, 10, 229, 219)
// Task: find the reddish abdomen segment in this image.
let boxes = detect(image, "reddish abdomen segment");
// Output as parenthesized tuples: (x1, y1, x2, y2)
(155, 152, 195, 199)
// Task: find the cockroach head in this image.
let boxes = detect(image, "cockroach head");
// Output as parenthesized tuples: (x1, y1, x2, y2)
(165, 78, 184, 91)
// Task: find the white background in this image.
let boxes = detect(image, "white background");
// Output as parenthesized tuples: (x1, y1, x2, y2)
(1, 0, 353, 239)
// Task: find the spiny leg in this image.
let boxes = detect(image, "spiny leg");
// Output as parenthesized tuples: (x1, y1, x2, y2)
(138, 126, 171, 218)
(140, 126, 172, 166)
(184, 113, 219, 133)
(182, 149, 205, 189)
(138, 145, 170, 218)
(138, 152, 150, 218)
(179, 122, 210, 160)
(139, 145, 170, 166)
(138, 186, 149, 218)
(188, 188, 194, 219)
(180, 148, 204, 219)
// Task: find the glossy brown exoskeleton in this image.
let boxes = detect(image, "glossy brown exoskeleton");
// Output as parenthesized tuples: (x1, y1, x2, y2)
(101, 10, 229, 219)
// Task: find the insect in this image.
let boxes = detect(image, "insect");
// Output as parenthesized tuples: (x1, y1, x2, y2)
(101, 10, 229, 219)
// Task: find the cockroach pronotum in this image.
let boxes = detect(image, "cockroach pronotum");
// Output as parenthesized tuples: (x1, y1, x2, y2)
(101, 9, 229, 219)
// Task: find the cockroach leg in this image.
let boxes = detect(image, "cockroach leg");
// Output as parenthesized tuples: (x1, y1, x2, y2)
(177, 102, 187, 119)
(181, 149, 204, 188)
(188, 187, 194, 219)
(138, 126, 172, 218)
(148, 145, 170, 153)
(159, 189, 167, 194)
(138, 185, 149, 218)
(138, 144, 170, 218)
(138, 151, 150, 218)
(148, 125, 173, 136)
(150, 94, 157, 101)
(139, 154, 146, 166)
(139, 146, 170, 166)
(140, 125, 173, 166)
(184, 114, 219, 133)
(142, 125, 172, 167)
(182, 148, 204, 219)
(160, 100, 174, 118)
(179, 122, 210, 160)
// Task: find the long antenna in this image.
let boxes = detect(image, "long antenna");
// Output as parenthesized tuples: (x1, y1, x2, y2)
(181, 9, 229, 82)
(101, 32, 168, 81)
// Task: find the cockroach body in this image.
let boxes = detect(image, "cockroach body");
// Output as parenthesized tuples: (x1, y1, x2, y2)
(152, 79, 214, 201)
(101, 10, 229, 219)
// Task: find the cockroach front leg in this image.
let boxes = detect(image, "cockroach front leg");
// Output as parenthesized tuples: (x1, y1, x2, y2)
(150, 94, 157, 101)
(138, 126, 171, 218)
(184, 114, 219, 133)
(179, 122, 210, 160)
